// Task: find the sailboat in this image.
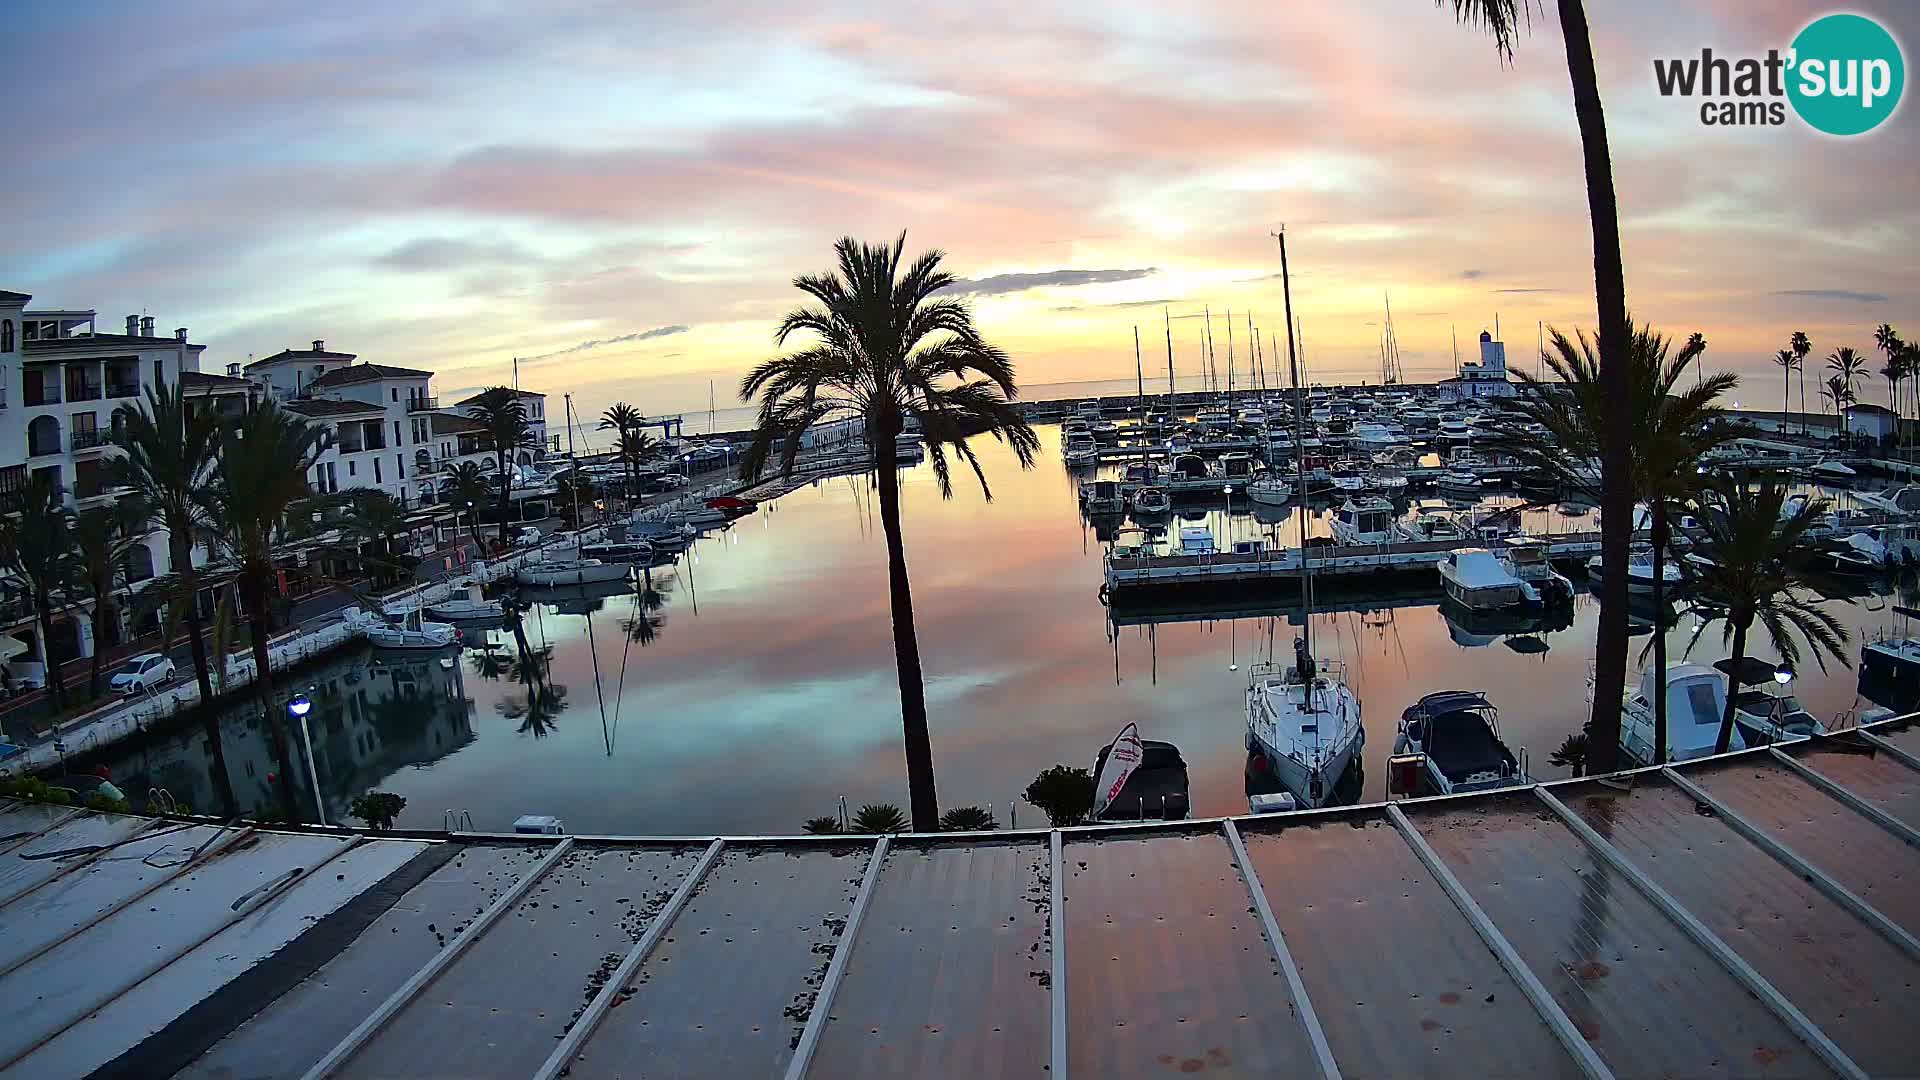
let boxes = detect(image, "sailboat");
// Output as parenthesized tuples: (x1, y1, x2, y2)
(1245, 228, 1364, 810)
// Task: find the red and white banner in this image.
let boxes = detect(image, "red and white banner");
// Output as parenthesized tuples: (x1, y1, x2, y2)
(1092, 723, 1144, 817)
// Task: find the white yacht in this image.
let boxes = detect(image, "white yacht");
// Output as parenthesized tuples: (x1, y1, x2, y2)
(1176, 525, 1217, 555)
(1246, 472, 1292, 506)
(627, 518, 698, 551)
(1436, 469, 1485, 497)
(343, 607, 458, 650)
(1390, 691, 1528, 797)
(1247, 653, 1364, 809)
(1330, 497, 1396, 545)
(1856, 484, 1920, 517)
(424, 595, 505, 622)
(1717, 657, 1823, 747)
(579, 540, 657, 564)
(1498, 538, 1575, 604)
(1585, 544, 1684, 595)
(1348, 422, 1405, 453)
(1396, 511, 1467, 545)
(1329, 460, 1369, 493)
(1436, 549, 1534, 610)
(515, 559, 631, 588)
(1063, 432, 1098, 466)
(1194, 406, 1233, 432)
(1130, 485, 1171, 516)
(1619, 663, 1732, 765)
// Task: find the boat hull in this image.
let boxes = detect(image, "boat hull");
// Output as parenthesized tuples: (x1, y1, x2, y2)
(516, 564, 631, 588)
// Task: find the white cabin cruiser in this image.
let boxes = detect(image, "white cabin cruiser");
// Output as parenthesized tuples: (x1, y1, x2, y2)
(515, 559, 631, 588)
(1079, 479, 1127, 515)
(343, 606, 458, 650)
(1063, 432, 1098, 466)
(1586, 544, 1684, 595)
(1247, 472, 1292, 506)
(424, 595, 506, 622)
(1436, 548, 1535, 610)
(1330, 496, 1396, 545)
(1498, 538, 1575, 604)
(1715, 657, 1823, 747)
(1619, 663, 1732, 765)
(1396, 511, 1467, 545)
(1246, 651, 1364, 809)
(1130, 485, 1171, 516)
(1390, 691, 1528, 796)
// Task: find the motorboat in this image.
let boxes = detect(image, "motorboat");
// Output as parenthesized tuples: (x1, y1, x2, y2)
(627, 519, 698, 551)
(1856, 484, 1920, 516)
(1329, 460, 1369, 493)
(515, 559, 631, 588)
(1091, 419, 1121, 440)
(1715, 657, 1823, 747)
(1585, 543, 1684, 595)
(1436, 469, 1485, 497)
(1130, 485, 1171, 516)
(1862, 610, 1920, 691)
(705, 495, 758, 517)
(1194, 407, 1233, 432)
(343, 606, 458, 650)
(1396, 511, 1467, 545)
(1246, 472, 1291, 506)
(1369, 468, 1409, 494)
(424, 596, 506, 622)
(1348, 422, 1404, 453)
(1122, 461, 1157, 487)
(1329, 496, 1396, 545)
(1246, 653, 1364, 809)
(1618, 663, 1732, 765)
(1075, 398, 1105, 420)
(1168, 453, 1209, 482)
(1109, 526, 1158, 560)
(1810, 458, 1857, 482)
(1460, 507, 1526, 542)
(1498, 537, 1575, 604)
(894, 433, 926, 462)
(1091, 725, 1191, 821)
(1166, 431, 1194, 455)
(1436, 419, 1476, 446)
(1080, 479, 1127, 515)
(1176, 525, 1217, 555)
(647, 502, 729, 528)
(579, 540, 657, 564)
(1063, 432, 1098, 466)
(1389, 691, 1528, 797)
(1436, 548, 1535, 610)
(1825, 530, 1886, 574)
(1217, 452, 1258, 481)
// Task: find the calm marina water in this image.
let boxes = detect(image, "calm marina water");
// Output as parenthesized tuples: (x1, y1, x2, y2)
(93, 425, 1914, 834)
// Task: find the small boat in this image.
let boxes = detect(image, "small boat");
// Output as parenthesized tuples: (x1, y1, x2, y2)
(1856, 484, 1920, 516)
(1246, 472, 1291, 506)
(515, 559, 631, 588)
(1619, 663, 1733, 765)
(1075, 398, 1105, 420)
(1091, 724, 1191, 821)
(1091, 419, 1120, 439)
(1329, 460, 1369, 492)
(1194, 407, 1233, 432)
(1585, 544, 1684, 595)
(1246, 649, 1364, 809)
(1176, 525, 1217, 555)
(660, 504, 730, 527)
(579, 540, 657, 564)
(1437, 548, 1535, 610)
(705, 495, 758, 516)
(1063, 432, 1098, 466)
(1166, 431, 1193, 455)
(1109, 526, 1158, 560)
(1329, 496, 1396, 545)
(1370, 469, 1409, 493)
(628, 519, 699, 550)
(1715, 657, 1823, 747)
(1498, 537, 1575, 604)
(1389, 691, 1528, 796)
(424, 596, 506, 622)
(1397, 511, 1467, 545)
(1080, 479, 1126, 515)
(1436, 469, 1484, 496)
(1825, 531, 1886, 574)
(1218, 452, 1258, 481)
(1811, 458, 1857, 481)
(1130, 485, 1171, 516)
(1168, 453, 1209, 481)
(894, 433, 926, 462)
(344, 607, 458, 650)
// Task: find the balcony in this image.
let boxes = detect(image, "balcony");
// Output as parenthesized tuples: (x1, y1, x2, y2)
(71, 429, 112, 452)
(407, 396, 440, 413)
(67, 383, 103, 403)
(106, 382, 141, 400)
(27, 436, 62, 458)
(23, 386, 61, 407)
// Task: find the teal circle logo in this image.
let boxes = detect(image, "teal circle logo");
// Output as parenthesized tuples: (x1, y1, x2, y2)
(1788, 13, 1905, 136)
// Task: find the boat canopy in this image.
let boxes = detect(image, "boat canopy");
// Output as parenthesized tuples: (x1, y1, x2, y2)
(1713, 656, 1783, 687)
(1406, 690, 1494, 719)
(1444, 549, 1517, 588)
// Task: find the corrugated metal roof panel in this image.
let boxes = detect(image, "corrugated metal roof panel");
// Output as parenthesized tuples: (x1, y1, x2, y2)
(1561, 777, 1920, 1075)
(1787, 742, 1920, 830)
(1063, 829, 1312, 1079)
(0, 812, 146, 907)
(808, 838, 1052, 1079)
(561, 843, 870, 1080)
(176, 842, 547, 1080)
(336, 843, 704, 1080)
(1409, 791, 1833, 1079)
(1241, 812, 1582, 1080)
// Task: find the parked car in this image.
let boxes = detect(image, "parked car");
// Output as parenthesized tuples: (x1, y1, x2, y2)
(640, 473, 688, 493)
(514, 526, 544, 548)
(110, 653, 177, 695)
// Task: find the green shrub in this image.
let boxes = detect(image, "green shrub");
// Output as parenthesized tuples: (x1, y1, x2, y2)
(850, 803, 907, 834)
(938, 805, 997, 831)
(1023, 766, 1094, 827)
(348, 791, 408, 831)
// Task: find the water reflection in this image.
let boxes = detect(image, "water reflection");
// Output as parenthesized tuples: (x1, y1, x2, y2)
(80, 427, 1920, 834)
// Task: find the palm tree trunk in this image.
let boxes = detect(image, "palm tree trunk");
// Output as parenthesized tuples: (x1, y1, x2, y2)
(1559, 0, 1627, 775)
(176, 537, 237, 816)
(1783, 370, 1790, 434)
(496, 452, 512, 550)
(1799, 365, 1807, 435)
(244, 577, 302, 823)
(87, 602, 109, 701)
(873, 448, 938, 831)
(1715, 617, 1749, 754)
(1650, 505, 1668, 765)
(35, 592, 65, 711)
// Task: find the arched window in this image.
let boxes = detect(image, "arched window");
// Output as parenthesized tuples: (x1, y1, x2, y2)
(1, 319, 12, 352)
(26, 415, 60, 456)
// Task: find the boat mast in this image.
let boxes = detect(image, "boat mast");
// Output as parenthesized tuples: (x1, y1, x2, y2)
(1163, 307, 1176, 416)
(564, 392, 582, 526)
(1225, 310, 1235, 403)
(1274, 227, 1314, 709)
(1133, 326, 1145, 414)
(1248, 311, 1261, 393)
(1203, 307, 1216, 396)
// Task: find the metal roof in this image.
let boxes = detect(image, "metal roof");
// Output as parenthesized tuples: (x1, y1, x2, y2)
(4, 716, 1919, 1080)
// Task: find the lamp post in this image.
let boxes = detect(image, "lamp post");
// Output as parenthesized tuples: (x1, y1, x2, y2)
(288, 690, 323, 825)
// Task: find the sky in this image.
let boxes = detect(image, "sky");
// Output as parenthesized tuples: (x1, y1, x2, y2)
(2, 0, 1915, 422)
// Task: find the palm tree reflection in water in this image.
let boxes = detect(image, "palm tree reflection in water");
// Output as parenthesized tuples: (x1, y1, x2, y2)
(499, 599, 565, 738)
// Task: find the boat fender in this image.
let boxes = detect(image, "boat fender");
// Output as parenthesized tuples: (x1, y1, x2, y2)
(1097, 583, 1111, 606)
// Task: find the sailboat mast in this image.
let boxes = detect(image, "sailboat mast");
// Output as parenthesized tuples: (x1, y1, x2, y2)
(564, 393, 582, 525)
(1274, 228, 1312, 706)
(1204, 307, 1216, 395)
(1164, 307, 1176, 413)
(1226, 309, 1235, 401)
(1133, 326, 1145, 412)
(1248, 311, 1261, 393)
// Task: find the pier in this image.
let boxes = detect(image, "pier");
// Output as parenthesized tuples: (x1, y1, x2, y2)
(1103, 531, 1605, 598)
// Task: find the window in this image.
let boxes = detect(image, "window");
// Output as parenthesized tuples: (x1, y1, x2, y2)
(1686, 682, 1720, 725)
(326, 462, 337, 491)
(397, 454, 404, 480)
(348, 460, 356, 477)
(154, 360, 163, 387)
(391, 388, 398, 402)
(1, 320, 11, 352)
(374, 458, 382, 483)
(394, 421, 401, 444)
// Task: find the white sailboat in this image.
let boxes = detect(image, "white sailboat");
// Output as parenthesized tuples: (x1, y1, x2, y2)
(1245, 228, 1364, 811)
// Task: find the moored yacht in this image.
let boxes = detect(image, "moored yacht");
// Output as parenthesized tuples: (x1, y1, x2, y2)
(1716, 657, 1823, 747)
(343, 606, 459, 650)
(1498, 537, 1575, 604)
(1436, 548, 1534, 610)
(1618, 663, 1731, 765)
(1246, 649, 1364, 809)
(1130, 485, 1171, 516)
(1246, 471, 1291, 506)
(1389, 691, 1528, 796)
(1079, 479, 1126, 515)
(1396, 510, 1467, 545)
(1585, 543, 1684, 595)
(515, 559, 631, 588)
(1330, 496, 1396, 545)
(1063, 432, 1098, 466)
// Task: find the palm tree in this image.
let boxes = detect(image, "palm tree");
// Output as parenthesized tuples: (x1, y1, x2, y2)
(553, 472, 597, 530)
(70, 501, 150, 699)
(447, 461, 493, 547)
(740, 233, 1040, 830)
(617, 428, 658, 493)
(1828, 346, 1868, 439)
(600, 402, 642, 502)
(1682, 474, 1848, 753)
(1490, 320, 1735, 765)
(0, 475, 75, 710)
(1874, 324, 1905, 453)
(1772, 349, 1797, 434)
(1791, 331, 1813, 434)
(1439, 0, 1634, 774)
(470, 391, 534, 549)
(334, 490, 419, 590)
(198, 400, 327, 822)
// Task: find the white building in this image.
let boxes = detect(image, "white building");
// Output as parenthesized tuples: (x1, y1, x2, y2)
(1437, 330, 1517, 402)
(449, 386, 550, 463)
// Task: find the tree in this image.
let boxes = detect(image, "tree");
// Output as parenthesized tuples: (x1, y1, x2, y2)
(198, 400, 328, 823)
(348, 791, 407, 831)
(850, 803, 908, 834)
(1790, 331, 1813, 434)
(553, 472, 597, 530)
(939, 805, 997, 831)
(1874, 324, 1905, 453)
(802, 816, 843, 835)
(70, 501, 151, 699)
(739, 233, 1040, 830)
(1772, 349, 1797, 434)
(335, 490, 419, 590)
(447, 461, 493, 547)
(1023, 765, 1094, 827)
(599, 402, 642, 503)
(1682, 474, 1849, 754)
(1438, 0, 1633, 775)
(1490, 320, 1735, 766)
(1828, 346, 1868, 439)
(470, 391, 534, 549)
(111, 384, 234, 813)
(0, 475, 75, 710)
(1548, 732, 1590, 777)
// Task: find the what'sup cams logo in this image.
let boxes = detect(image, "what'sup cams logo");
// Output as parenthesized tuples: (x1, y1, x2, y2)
(1654, 12, 1905, 135)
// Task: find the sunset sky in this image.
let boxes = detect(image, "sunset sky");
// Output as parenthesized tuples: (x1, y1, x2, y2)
(4, 1, 1914, 421)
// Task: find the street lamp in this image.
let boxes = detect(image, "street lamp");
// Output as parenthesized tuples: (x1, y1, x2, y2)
(287, 690, 324, 826)
(1773, 664, 1794, 686)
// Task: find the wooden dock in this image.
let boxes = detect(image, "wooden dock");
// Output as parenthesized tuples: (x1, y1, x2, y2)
(1102, 531, 1605, 596)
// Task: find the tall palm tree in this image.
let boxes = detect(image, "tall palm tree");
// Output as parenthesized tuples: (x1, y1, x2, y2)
(740, 233, 1040, 830)
(1828, 346, 1868, 432)
(0, 475, 75, 710)
(600, 402, 642, 502)
(470, 392, 534, 549)
(1772, 349, 1797, 434)
(70, 501, 150, 699)
(198, 400, 327, 822)
(335, 490, 419, 589)
(1440, 0, 1633, 773)
(447, 461, 493, 547)
(1491, 321, 1735, 763)
(1682, 474, 1848, 754)
(1874, 324, 1905, 453)
(111, 384, 221, 703)
(1790, 331, 1813, 434)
